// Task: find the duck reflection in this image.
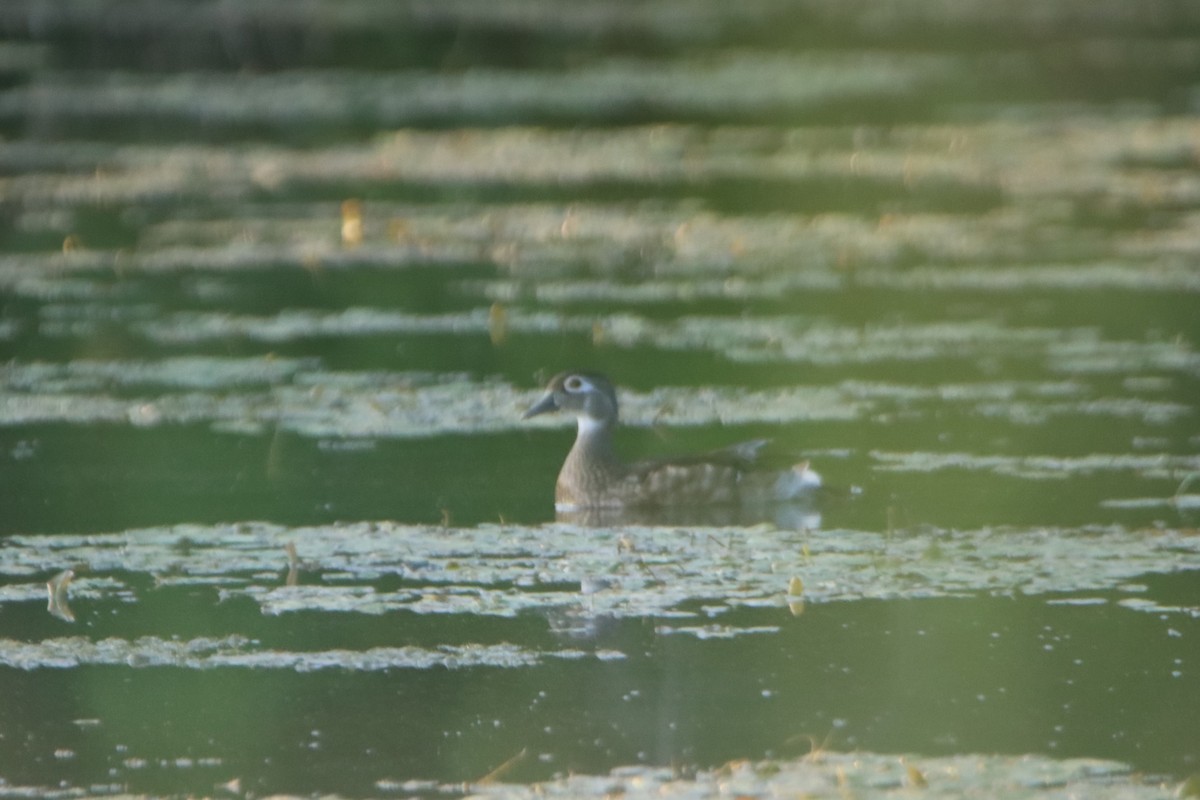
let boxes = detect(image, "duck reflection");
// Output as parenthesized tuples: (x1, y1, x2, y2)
(554, 500, 823, 530)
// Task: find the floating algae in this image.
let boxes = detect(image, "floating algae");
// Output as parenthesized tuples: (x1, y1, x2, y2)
(1, 522, 1197, 636)
(1, 356, 315, 392)
(0, 53, 954, 132)
(0, 635, 613, 671)
(1, 346, 1188, 438)
(872, 451, 1200, 481)
(462, 751, 1179, 799)
(0, 364, 857, 434)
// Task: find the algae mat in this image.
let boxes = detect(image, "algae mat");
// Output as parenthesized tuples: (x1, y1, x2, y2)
(0, 522, 1197, 797)
(2, 521, 1197, 666)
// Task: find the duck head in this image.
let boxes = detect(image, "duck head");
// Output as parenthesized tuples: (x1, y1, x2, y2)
(523, 371, 619, 432)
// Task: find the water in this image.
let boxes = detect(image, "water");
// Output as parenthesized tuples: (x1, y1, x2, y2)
(1, 1, 1198, 796)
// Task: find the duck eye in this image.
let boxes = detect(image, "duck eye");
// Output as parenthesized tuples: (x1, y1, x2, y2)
(563, 376, 585, 392)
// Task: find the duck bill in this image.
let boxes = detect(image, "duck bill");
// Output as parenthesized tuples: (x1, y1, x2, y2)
(522, 392, 559, 419)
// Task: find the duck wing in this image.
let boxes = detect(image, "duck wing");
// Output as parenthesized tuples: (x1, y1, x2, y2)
(628, 438, 770, 474)
(610, 439, 771, 506)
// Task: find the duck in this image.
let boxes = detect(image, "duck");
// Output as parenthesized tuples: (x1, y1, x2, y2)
(522, 371, 821, 512)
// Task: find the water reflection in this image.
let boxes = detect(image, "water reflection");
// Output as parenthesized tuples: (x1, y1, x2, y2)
(555, 501, 823, 531)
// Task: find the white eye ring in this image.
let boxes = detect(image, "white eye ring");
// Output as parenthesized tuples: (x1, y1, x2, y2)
(564, 375, 586, 392)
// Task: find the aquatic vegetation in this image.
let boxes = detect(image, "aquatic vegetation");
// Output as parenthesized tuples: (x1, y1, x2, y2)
(463, 751, 1178, 799)
(1, 522, 1196, 642)
(872, 451, 1200, 480)
(0, 53, 953, 137)
(0, 350, 1187, 439)
(0, 635, 613, 671)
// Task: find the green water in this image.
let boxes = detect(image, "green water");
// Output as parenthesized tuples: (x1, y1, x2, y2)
(1, 1, 1198, 796)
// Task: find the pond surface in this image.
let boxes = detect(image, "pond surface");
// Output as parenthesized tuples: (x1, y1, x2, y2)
(1, 1, 1199, 797)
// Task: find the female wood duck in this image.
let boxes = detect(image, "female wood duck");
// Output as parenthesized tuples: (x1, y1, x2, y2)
(523, 371, 821, 511)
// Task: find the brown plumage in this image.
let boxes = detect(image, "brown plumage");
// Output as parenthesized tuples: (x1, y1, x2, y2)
(522, 371, 820, 511)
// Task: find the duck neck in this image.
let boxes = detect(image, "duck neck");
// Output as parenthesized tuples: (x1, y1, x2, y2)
(567, 414, 622, 472)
